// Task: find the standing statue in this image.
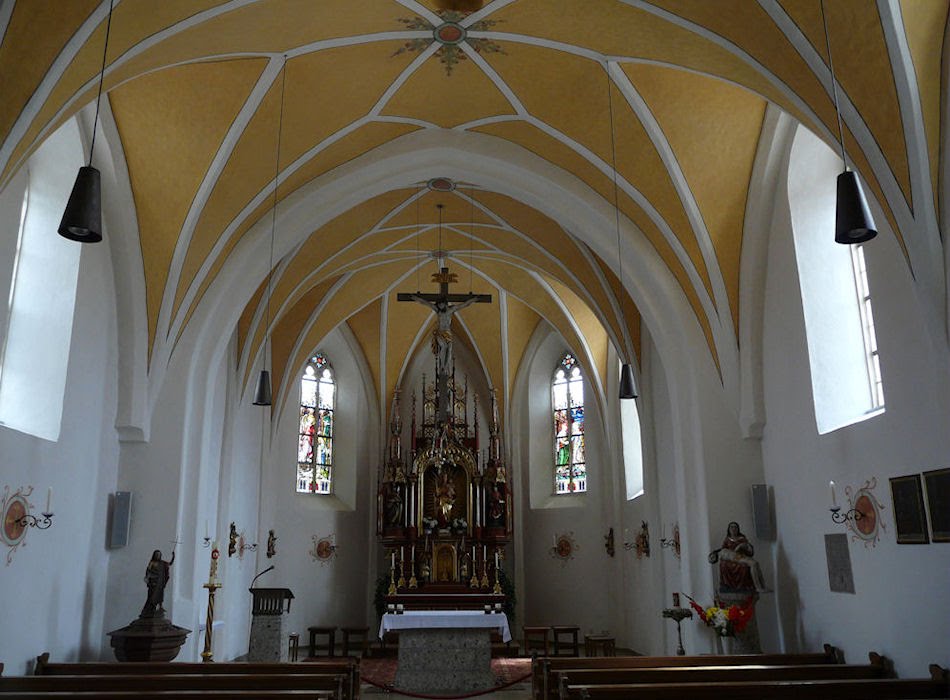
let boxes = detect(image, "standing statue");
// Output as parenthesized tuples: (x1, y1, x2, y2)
(435, 467, 456, 524)
(266, 529, 277, 559)
(384, 482, 404, 527)
(141, 549, 175, 618)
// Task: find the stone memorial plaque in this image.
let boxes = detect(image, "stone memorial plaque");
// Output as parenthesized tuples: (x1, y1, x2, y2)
(824, 533, 855, 593)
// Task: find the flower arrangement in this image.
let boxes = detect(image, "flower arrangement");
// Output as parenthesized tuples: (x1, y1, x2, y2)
(421, 516, 439, 533)
(451, 517, 468, 533)
(684, 594, 754, 637)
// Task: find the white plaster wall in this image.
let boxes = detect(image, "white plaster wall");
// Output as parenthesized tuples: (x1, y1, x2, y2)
(259, 327, 378, 649)
(514, 324, 617, 638)
(761, 153, 950, 675)
(0, 223, 119, 674)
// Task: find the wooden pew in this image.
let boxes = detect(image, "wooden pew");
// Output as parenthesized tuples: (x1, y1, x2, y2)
(563, 665, 950, 699)
(532, 644, 842, 700)
(0, 673, 346, 698)
(0, 692, 332, 699)
(556, 661, 887, 698)
(33, 654, 359, 700)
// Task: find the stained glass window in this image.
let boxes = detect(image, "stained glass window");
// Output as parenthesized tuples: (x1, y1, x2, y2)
(296, 353, 335, 494)
(553, 353, 586, 494)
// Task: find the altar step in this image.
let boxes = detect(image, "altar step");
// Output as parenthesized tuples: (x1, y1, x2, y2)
(360, 641, 521, 659)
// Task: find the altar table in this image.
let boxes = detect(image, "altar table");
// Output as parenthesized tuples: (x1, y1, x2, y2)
(379, 610, 511, 694)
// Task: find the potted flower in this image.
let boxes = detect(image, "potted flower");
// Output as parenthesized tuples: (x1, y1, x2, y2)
(451, 517, 468, 535)
(684, 593, 754, 637)
(421, 516, 438, 535)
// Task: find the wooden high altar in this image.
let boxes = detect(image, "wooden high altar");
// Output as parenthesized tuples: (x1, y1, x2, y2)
(377, 375, 512, 608)
(379, 260, 513, 615)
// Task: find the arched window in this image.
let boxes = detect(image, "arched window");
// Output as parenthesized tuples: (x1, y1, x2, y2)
(787, 125, 884, 433)
(296, 353, 335, 494)
(553, 352, 586, 494)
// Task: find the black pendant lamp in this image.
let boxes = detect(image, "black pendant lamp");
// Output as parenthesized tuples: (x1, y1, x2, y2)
(820, 0, 877, 245)
(606, 69, 638, 401)
(58, 0, 114, 243)
(253, 57, 288, 407)
(619, 363, 638, 400)
(252, 370, 273, 407)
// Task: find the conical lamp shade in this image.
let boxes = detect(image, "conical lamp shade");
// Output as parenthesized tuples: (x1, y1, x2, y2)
(58, 166, 102, 242)
(835, 171, 877, 244)
(619, 363, 638, 400)
(252, 370, 272, 406)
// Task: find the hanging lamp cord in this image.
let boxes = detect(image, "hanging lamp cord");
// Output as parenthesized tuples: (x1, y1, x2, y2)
(264, 57, 287, 367)
(87, 0, 115, 166)
(819, 0, 848, 169)
(606, 65, 627, 362)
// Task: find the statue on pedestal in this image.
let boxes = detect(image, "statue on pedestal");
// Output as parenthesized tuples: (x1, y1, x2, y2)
(141, 549, 175, 618)
(709, 521, 767, 654)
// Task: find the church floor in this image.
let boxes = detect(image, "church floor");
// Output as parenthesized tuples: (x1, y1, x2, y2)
(362, 682, 531, 698)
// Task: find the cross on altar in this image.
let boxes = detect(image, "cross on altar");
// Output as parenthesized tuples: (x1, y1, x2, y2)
(397, 263, 491, 422)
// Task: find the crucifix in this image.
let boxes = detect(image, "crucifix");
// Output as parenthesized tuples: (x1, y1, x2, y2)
(398, 210, 491, 423)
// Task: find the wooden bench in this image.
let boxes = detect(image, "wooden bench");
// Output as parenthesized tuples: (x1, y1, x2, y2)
(0, 692, 332, 699)
(563, 668, 950, 699)
(0, 673, 347, 698)
(555, 662, 888, 700)
(532, 645, 842, 700)
(33, 653, 359, 700)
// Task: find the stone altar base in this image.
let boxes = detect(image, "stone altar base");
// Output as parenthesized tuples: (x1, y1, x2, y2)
(395, 628, 494, 694)
(108, 615, 191, 662)
(248, 614, 289, 662)
(718, 591, 761, 654)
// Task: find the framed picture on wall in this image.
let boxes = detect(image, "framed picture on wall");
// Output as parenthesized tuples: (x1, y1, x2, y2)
(889, 475, 929, 544)
(923, 468, 950, 543)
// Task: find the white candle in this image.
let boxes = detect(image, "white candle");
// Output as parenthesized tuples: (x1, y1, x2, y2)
(829, 480, 837, 507)
(391, 551, 395, 569)
(205, 519, 209, 539)
(494, 551, 499, 568)
(46, 487, 52, 513)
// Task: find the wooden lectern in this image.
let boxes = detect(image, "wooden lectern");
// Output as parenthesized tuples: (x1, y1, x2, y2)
(248, 587, 294, 662)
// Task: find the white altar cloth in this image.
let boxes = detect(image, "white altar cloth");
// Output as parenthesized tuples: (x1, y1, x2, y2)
(378, 610, 511, 642)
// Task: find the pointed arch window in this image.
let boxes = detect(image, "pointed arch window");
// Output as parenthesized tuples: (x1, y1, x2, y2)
(296, 353, 335, 494)
(553, 352, 586, 494)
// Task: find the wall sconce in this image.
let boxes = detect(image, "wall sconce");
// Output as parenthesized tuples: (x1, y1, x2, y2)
(228, 521, 257, 558)
(659, 522, 681, 558)
(2, 486, 54, 565)
(828, 479, 864, 523)
(623, 521, 650, 558)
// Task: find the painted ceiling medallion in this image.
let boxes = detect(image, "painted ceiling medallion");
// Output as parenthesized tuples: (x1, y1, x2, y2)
(435, 22, 466, 46)
(394, 12, 504, 76)
(427, 177, 456, 192)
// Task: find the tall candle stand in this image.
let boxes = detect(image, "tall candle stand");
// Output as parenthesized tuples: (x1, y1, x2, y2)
(201, 543, 222, 663)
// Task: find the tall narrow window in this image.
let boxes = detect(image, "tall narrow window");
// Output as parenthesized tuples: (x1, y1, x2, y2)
(296, 353, 335, 494)
(553, 352, 586, 494)
(850, 244, 884, 409)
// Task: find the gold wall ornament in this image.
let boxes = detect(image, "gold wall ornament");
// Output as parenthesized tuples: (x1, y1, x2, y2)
(550, 531, 578, 563)
(845, 478, 886, 547)
(310, 534, 338, 564)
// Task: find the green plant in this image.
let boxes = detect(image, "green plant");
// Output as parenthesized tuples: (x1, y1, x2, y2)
(498, 568, 516, 626)
(374, 574, 390, 621)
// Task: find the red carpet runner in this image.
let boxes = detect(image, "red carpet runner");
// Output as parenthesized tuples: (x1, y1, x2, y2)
(359, 656, 532, 698)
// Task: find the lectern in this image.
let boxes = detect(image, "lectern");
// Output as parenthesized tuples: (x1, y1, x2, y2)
(247, 587, 294, 662)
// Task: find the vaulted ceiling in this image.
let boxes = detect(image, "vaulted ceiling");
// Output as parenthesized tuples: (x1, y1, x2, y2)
(1, 0, 946, 419)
